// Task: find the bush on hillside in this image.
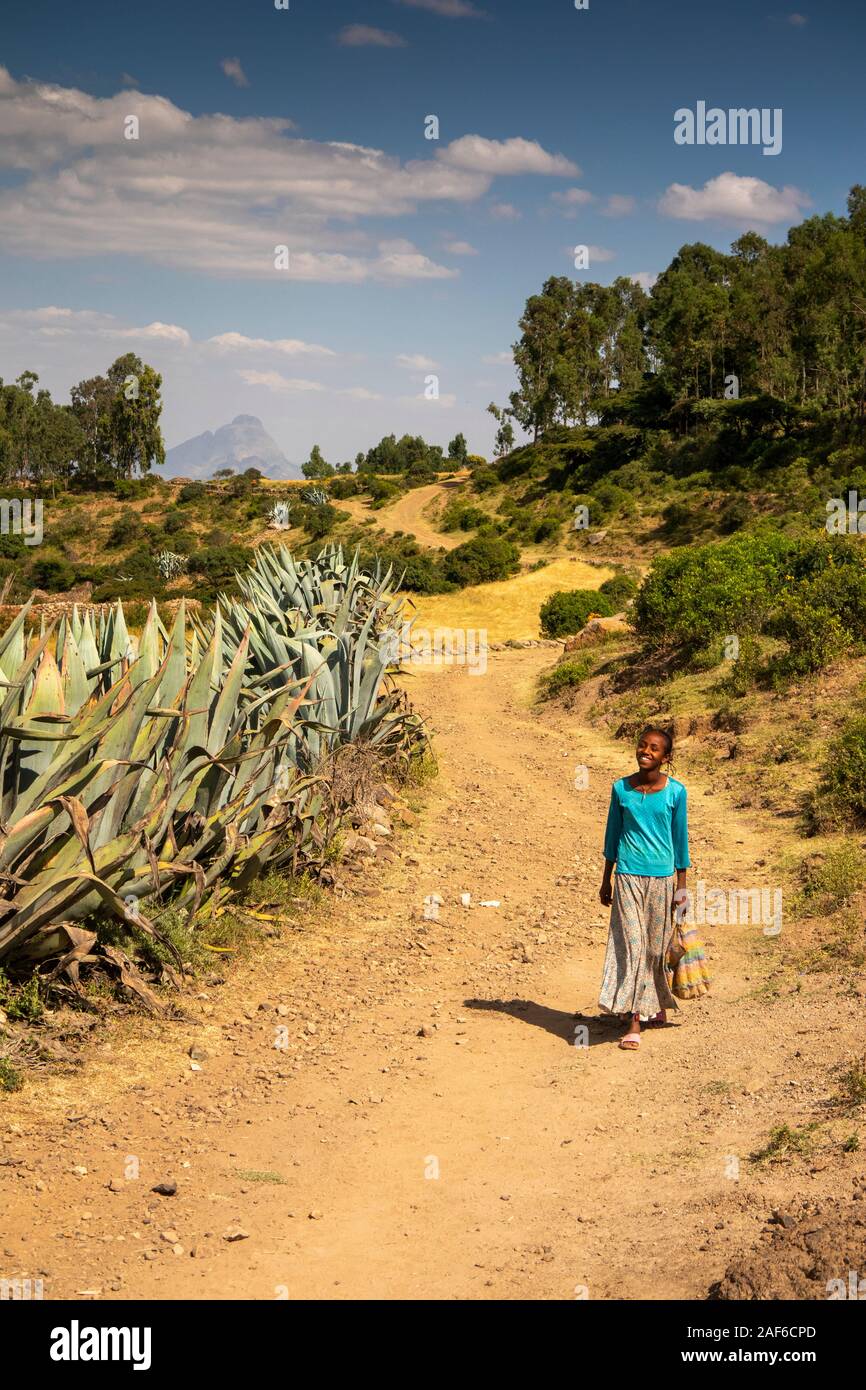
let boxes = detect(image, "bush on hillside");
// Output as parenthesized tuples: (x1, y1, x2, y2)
(188, 544, 253, 591)
(539, 653, 596, 699)
(811, 716, 866, 828)
(471, 468, 499, 493)
(634, 532, 866, 683)
(178, 482, 207, 504)
(106, 512, 144, 547)
(30, 551, 75, 592)
(329, 475, 362, 500)
(539, 588, 614, 638)
(440, 535, 520, 587)
(633, 533, 796, 654)
(599, 573, 639, 610)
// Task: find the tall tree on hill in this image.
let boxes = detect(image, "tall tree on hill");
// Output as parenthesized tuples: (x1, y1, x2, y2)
(646, 243, 732, 400)
(71, 354, 165, 480)
(447, 432, 468, 464)
(512, 276, 576, 439)
(303, 443, 334, 479)
(107, 353, 165, 478)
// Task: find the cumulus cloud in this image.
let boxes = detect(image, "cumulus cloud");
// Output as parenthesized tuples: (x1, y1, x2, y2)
(630, 271, 658, 291)
(239, 370, 324, 394)
(221, 58, 249, 88)
(552, 187, 594, 209)
(490, 202, 521, 221)
(337, 25, 408, 47)
(602, 194, 636, 216)
(658, 172, 810, 224)
(442, 135, 577, 177)
(0, 69, 573, 281)
(0, 305, 191, 346)
(396, 353, 439, 370)
(443, 238, 478, 255)
(207, 331, 335, 358)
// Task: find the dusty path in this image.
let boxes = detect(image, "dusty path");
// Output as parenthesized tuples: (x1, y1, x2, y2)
(2, 649, 863, 1300)
(338, 479, 465, 551)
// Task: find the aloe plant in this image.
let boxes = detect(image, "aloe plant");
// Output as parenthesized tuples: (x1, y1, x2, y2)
(0, 544, 426, 971)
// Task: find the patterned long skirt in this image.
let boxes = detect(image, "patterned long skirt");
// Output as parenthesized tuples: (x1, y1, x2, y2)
(599, 872, 678, 1018)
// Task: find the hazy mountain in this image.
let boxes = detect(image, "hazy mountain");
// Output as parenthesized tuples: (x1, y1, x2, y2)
(163, 415, 303, 480)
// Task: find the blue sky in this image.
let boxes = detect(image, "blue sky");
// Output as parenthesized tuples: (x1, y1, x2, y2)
(1, 0, 864, 464)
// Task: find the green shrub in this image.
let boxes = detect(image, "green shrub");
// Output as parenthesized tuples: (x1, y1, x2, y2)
(178, 482, 207, 504)
(329, 475, 361, 500)
(812, 715, 866, 827)
(106, 511, 144, 547)
(471, 468, 499, 493)
(365, 476, 401, 506)
(539, 654, 596, 698)
(718, 496, 752, 534)
(302, 502, 338, 539)
(30, 551, 74, 591)
(633, 533, 796, 655)
(0, 968, 43, 1022)
(764, 598, 851, 680)
(440, 535, 520, 587)
(599, 573, 638, 610)
(794, 845, 866, 916)
(0, 1058, 23, 1092)
(0, 531, 26, 560)
(539, 588, 614, 638)
(442, 500, 487, 533)
(533, 515, 561, 543)
(188, 544, 253, 593)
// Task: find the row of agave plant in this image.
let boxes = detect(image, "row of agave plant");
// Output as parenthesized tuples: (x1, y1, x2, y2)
(0, 544, 425, 977)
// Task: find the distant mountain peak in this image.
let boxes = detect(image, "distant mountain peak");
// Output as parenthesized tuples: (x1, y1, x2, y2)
(163, 416, 302, 481)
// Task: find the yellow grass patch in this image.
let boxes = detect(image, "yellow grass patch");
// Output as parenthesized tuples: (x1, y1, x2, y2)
(402, 555, 615, 644)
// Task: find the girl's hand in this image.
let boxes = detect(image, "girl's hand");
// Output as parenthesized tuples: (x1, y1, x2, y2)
(599, 880, 613, 907)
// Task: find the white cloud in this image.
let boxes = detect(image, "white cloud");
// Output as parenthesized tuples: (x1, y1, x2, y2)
(630, 271, 657, 291)
(659, 172, 810, 224)
(443, 238, 478, 255)
(374, 242, 458, 280)
(602, 194, 636, 217)
(239, 370, 324, 394)
(552, 187, 594, 208)
(221, 58, 249, 89)
(482, 351, 513, 365)
(490, 202, 521, 221)
(396, 353, 439, 370)
(442, 135, 577, 177)
(0, 69, 572, 281)
(393, 0, 484, 15)
(340, 386, 382, 400)
(402, 390, 457, 407)
(337, 25, 408, 48)
(0, 305, 191, 346)
(207, 331, 335, 358)
(569, 244, 616, 263)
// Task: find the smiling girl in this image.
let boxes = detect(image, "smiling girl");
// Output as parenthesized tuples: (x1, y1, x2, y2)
(598, 726, 690, 1050)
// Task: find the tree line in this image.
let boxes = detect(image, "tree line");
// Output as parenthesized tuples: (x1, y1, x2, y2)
(0, 353, 165, 491)
(501, 184, 866, 439)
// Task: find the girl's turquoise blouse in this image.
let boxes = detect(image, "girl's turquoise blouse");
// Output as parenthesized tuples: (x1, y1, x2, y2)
(603, 775, 690, 878)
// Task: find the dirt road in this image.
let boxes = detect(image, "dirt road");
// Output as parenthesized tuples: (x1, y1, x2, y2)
(338, 479, 466, 551)
(2, 648, 862, 1300)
